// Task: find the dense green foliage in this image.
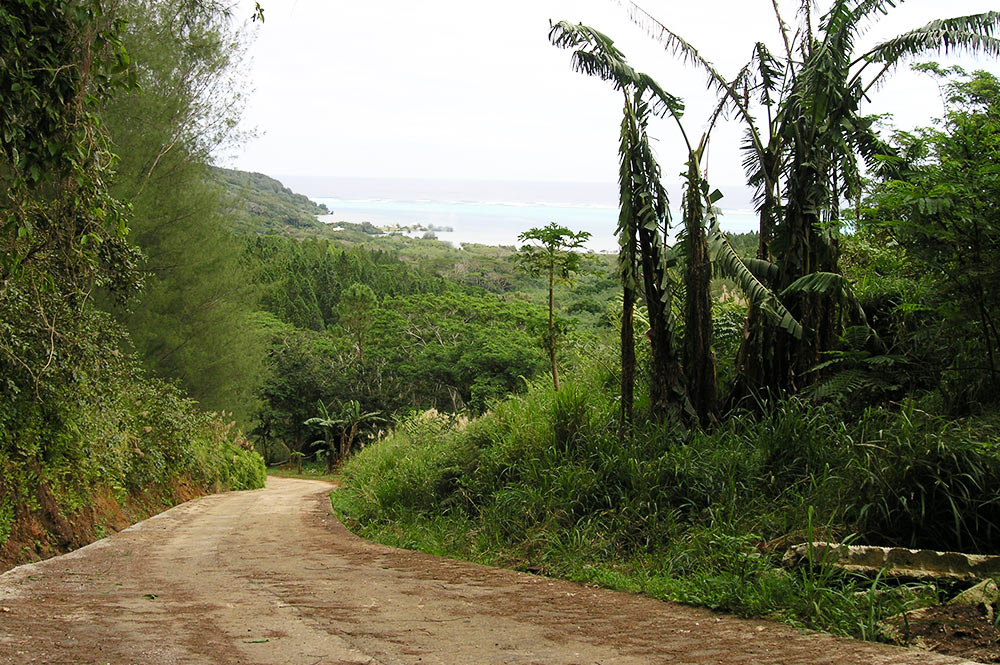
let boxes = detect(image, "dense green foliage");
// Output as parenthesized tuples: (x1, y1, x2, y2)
(100, 0, 266, 425)
(0, 0, 265, 562)
(1, 0, 135, 290)
(244, 235, 447, 331)
(863, 66, 1000, 411)
(244, 235, 550, 461)
(334, 355, 1000, 638)
(371, 290, 545, 410)
(0, 314, 264, 546)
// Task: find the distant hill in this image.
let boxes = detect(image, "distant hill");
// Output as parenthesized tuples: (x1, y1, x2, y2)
(212, 167, 329, 233)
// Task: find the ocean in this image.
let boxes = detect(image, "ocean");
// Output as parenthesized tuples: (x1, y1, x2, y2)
(285, 176, 759, 253)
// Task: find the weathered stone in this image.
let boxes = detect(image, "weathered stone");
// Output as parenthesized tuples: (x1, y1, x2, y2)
(949, 578, 1000, 606)
(782, 542, 1000, 582)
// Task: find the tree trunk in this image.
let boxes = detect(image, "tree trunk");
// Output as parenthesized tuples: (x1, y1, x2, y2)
(549, 267, 559, 391)
(683, 170, 717, 425)
(731, 163, 781, 407)
(619, 285, 635, 442)
(637, 224, 685, 422)
(735, 153, 840, 400)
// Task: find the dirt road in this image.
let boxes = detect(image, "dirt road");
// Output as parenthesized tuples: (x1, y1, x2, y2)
(0, 477, 977, 664)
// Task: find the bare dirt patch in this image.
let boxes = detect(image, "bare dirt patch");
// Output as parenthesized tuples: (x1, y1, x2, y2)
(0, 477, 214, 573)
(0, 477, 983, 664)
(885, 604, 1000, 663)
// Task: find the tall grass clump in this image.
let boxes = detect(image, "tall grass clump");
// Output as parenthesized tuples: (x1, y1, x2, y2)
(845, 405, 1000, 553)
(333, 349, 1000, 639)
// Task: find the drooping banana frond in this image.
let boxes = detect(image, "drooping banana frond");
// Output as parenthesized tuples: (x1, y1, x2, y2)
(609, 0, 722, 82)
(820, 0, 856, 44)
(820, 1, 866, 75)
(549, 20, 626, 61)
(550, 21, 684, 118)
(730, 42, 793, 219)
(781, 271, 851, 298)
(855, 12, 1000, 80)
(780, 271, 870, 327)
(708, 217, 803, 340)
(833, 111, 895, 202)
(798, 0, 818, 56)
(847, 0, 903, 37)
(628, 92, 679, 337)
(751, 42, 785, 108)
(617, 97, 641, 292)
(605, 2, 766, 157)
(743, 257, 781, 283)
(770, 0, 794, 62)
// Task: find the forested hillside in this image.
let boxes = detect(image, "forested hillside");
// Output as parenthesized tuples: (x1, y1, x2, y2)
(214, 167, 329, 233)
(0, 0, 267, 570)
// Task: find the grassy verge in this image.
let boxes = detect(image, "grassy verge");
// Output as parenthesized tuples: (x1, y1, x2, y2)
(331, 359, 1000, 641)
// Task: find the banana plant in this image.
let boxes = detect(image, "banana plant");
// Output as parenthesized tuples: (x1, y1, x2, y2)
(551, 21, 802, 425)
(551, 21, 690, 426)
(305, 399, 383, 471)
(611, 1, 1000, 396)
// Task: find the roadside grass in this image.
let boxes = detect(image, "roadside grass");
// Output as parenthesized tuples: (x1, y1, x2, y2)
(330, 357, 1000, 641)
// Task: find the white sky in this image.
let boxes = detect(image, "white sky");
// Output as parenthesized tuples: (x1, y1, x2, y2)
(226, 0, 1000, 197)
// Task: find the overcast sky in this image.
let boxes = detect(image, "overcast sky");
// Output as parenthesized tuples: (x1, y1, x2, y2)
(226, 0, 999, 195)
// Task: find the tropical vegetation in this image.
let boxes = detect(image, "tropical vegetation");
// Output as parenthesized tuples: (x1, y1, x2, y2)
(0, 0, 266, 568)
(4, 0, 1000, 655)
(332, 0, 1000, 651)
